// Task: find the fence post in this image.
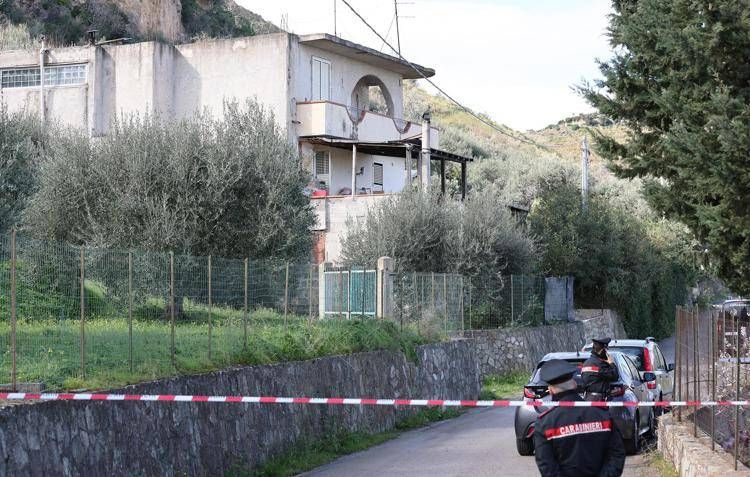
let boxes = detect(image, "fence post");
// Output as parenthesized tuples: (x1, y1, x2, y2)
(361, 268, 366, 317)
(308, 264, 313, 322)
(510, 275, 514, 325)
(443, 273, 448, 334)
(79, 247, 86, 381)
(413, 272, 419, 334)
(169, 251, 175, 368)
(318, 262, 328, 320)
(376, 257, 393, 319)
(207, 255, 212, 362)
(468, 279, 472, 331)
(399, 273, 404, 332)
(10, 229, 17, 391)
(430, 272, 435, 312)
(676, 307, 682, 422)
(711, 308, 716, 450)
(460, 276, 465, 337)
(693, 307, 698, 438)
(347, 267, 352, 319)
(735, 311, 740, 471)
(283, 262, 289, 323)
(128, 251, 133, 373)
(244, 258, 248, 349)
(338, 268, 344, 319)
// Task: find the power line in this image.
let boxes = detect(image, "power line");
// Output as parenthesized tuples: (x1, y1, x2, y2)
(338, 0, 552, 151)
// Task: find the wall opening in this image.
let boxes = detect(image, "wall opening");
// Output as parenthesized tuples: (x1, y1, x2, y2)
(351, 75, 394, 116)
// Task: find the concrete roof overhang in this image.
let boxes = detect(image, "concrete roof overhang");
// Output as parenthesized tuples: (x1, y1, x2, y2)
(304, 137, 474, 164)
(298, 33, 435, 79)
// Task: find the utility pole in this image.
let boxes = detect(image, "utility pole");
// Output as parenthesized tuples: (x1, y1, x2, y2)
(581, 136, 590, 211)
(394, 0, 401, 55)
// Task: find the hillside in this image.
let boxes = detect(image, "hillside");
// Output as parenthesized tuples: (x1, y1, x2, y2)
(0, 0, 279, 48)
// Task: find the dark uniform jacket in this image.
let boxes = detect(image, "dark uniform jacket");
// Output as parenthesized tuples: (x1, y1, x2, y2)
(581, 353, 619, 395)
(534, 389, 626, 477)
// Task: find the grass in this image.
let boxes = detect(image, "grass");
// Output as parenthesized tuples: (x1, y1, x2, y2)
(478, 371, 530, 400)
(235, 407, 462, 477)
(0, 307, 429, 391)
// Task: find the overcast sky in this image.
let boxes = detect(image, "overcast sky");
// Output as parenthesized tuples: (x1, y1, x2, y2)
(238, 0, 613, 131)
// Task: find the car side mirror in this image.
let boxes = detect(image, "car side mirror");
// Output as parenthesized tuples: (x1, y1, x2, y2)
(667, 363, 675, 372)
(643, 372, 657, 382)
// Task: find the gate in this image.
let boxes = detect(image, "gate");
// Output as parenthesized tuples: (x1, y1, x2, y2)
(323, 267, 376, 318)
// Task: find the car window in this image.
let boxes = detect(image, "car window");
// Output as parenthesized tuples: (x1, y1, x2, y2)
(623, 356, 641, 381)
(608, 346, 645, 370)
(652, 345, 667, 370)
(530, 358, 587, 384)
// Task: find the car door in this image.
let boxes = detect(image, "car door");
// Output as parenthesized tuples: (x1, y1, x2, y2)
(623, 356, 649, 428)
(653, 344, 673, 398)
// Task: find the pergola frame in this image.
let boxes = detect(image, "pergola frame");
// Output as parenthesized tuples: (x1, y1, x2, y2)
(305, 137, 474, 200)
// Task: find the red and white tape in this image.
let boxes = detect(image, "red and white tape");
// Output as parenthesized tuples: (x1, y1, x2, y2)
(1, 393, 748, 408)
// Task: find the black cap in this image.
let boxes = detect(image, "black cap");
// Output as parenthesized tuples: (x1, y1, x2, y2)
(539, 359, 577, 385)
(592, 337, 612, 346)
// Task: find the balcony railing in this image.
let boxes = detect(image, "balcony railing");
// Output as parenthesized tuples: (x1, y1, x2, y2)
(296, 101, 439, 145)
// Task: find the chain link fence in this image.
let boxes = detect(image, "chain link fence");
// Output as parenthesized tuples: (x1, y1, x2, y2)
(393, 271, 465, 338)
(676, 303, 750, 471)
(465, 274, 546, 329)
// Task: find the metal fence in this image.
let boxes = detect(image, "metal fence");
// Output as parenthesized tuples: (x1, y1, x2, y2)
(1, 230, 556, 392)
(675, 304, 750, 471)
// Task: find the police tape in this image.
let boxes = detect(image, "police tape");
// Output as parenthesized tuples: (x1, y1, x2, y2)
(1, 392, 749, 407)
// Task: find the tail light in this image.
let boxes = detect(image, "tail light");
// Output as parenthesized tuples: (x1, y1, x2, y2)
(610, 385, 626, 397)
(523, 387, 536, 399)
(643, 347, 656, 389)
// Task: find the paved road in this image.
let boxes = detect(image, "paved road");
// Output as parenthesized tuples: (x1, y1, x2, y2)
(303, 338, 674, 477)
(303, 406, 653, 477)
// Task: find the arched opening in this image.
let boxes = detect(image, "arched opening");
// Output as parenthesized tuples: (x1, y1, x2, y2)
(351, 75, 394, 116)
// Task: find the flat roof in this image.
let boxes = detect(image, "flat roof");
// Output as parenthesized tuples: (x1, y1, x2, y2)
(299, 33, 435, 79)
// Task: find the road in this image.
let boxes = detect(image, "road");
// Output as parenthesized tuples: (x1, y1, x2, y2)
(304, 338, 675, 476)
(302, 406, 655, 477)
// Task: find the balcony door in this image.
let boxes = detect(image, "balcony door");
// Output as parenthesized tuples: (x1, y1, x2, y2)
(312, 57, 331, 101)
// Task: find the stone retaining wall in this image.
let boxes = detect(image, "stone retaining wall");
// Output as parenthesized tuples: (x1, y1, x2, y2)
(0, 341, 479, 476)
(658, 413, 750, 476)
(465, 312, 626, 377)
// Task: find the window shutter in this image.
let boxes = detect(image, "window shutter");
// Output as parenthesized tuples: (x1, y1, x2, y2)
(315, 151, 330, 176)
(374, 163, 384, 186)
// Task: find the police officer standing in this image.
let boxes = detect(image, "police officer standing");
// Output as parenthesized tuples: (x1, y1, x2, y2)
(534, 359, 625, 477)
(581, 337, 619, 401)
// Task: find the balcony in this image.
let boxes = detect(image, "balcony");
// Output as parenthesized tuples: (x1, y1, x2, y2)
(296, 101, 439, 145)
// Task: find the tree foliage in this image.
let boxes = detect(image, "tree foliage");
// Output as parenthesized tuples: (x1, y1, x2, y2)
(25, 100, 314, 260)
(0, 106, 46, 233)
(529, 180, 694, 338)
(581, 0, 750, 295)
(339, 188, 537, 277)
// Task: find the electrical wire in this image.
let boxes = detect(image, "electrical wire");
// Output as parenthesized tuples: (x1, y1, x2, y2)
(339, 0, 554, 152)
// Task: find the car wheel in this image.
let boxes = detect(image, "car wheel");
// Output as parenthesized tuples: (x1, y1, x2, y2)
(645, 408, 656, 437)
(516, 437, 534, 456)
(623, 412, 641, 455)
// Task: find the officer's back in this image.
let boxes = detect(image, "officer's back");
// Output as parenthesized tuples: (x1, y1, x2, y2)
(534, 359, 625, 477)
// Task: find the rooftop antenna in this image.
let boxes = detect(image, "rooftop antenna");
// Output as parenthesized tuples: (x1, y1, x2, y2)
(280, 13, 289, 32)
(334, 0, 338, 37)
(394, 0, 401, 55)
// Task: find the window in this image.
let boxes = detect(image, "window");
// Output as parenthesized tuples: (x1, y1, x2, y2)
(1, 64, 87, 89)
(373, 163, 383, 187)
(653, 346, 667, 371)
(314, 151, 330, 188)
(311, 57, 330, 101)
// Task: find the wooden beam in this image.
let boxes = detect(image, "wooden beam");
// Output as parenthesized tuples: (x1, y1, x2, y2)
(461, 160, 467, 201)
(440, 157, 446, 195)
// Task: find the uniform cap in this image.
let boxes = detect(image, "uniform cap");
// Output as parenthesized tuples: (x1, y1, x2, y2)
(539, 359, 577, 386)
(592, 337, 612, 346)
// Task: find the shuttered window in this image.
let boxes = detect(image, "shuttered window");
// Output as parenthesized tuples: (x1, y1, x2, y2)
(373, 162, 384, 187)
(315, 151, 330, 176)
(311, 57, 330, 101)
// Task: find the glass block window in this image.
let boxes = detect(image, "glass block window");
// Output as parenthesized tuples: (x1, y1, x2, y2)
(1, 64, 87, 89)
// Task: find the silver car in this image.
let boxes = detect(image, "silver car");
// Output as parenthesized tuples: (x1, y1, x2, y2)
(513, 351, 656, 456)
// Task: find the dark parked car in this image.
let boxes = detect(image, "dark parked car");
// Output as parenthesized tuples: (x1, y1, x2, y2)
(513, 351, 656, 456)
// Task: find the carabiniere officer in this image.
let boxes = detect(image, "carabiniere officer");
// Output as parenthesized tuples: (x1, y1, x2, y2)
(581, 337, 619, 401)
(534, 359, 625, 477)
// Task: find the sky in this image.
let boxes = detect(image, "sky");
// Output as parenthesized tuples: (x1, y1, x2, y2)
(238, 0, 613, 131)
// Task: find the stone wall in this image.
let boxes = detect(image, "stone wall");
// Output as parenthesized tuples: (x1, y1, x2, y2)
(466, 312, 626, 377)
(658, 414, 750, 476)
(0, 341, 479, 476)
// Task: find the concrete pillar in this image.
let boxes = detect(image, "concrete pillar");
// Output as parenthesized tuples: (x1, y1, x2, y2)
(377, 257, 394, 319)
(421, 111, 431, 189)
(318, 262, 330, 319)
(351, 143, 357, 199)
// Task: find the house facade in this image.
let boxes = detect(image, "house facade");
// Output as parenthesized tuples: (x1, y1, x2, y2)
(0, 32, 469, 263)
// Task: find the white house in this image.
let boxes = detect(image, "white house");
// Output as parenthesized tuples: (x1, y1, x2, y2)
(0, 32, 471, 263)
